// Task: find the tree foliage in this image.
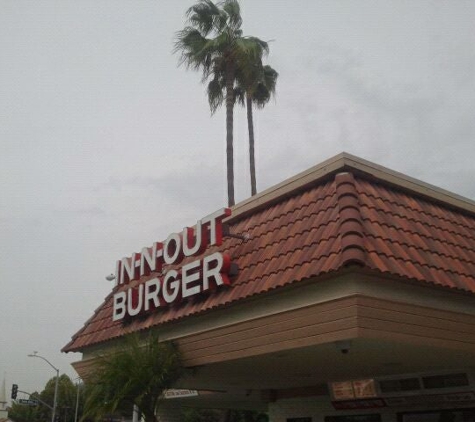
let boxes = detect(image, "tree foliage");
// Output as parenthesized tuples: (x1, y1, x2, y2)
(82, 333, 183, 422)
(9, 375, 81, 422)
(9, 398, 41, 422)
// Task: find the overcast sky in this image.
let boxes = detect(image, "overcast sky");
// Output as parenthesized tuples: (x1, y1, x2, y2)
(1, 0, 475, 397)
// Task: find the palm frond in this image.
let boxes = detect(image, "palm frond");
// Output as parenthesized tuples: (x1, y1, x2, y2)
(208, 76, 225, 113)
(230, 37, 268, 92)
(262, 64, 278, 94)
(252, 83, 271, 108)
(186, 0, 221, 36)
(243, 36, 269, 56)
(220, 0, 242, 30)
(233, 86, 245, 106)
(174, 27, 209, 67)
(252, 65, 278, 108)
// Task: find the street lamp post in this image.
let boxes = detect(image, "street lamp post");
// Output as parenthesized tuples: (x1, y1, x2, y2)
(74, 377, 82, 422)
(28, 352, 59, 422)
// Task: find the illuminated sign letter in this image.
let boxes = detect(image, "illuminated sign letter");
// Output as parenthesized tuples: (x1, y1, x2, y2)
(163, 270, 180, 303)
(203, 252, 231, 290)
(115, 260, 122, 285)
(201, 208, 231, 246)
(164, 233, 182, 265)
(144, 278, 161, 311)
(183, 226, 205, 257)
(113, 292, 126, 321)
(140, 242, 163, 276)
(181, 259, 201, 298)
(127, 284, 143, 316)
(121, 253, 140, 284)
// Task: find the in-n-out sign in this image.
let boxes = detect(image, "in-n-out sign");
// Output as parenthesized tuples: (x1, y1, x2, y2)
(113, 208, 232, 321)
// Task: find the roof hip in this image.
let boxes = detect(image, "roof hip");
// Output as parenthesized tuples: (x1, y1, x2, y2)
(335, 172, 366, 268)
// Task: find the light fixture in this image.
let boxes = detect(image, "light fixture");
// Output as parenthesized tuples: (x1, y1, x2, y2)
(334, 340, 352, 354)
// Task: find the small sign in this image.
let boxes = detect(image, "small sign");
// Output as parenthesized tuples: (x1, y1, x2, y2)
(18, 399, 38, 406)
(163, 389, 198, 399)
(331, 379, 377, 401)
(331, 381, 355, 400)
(353, 379, 377, 399)
(332, 399, 386, 410)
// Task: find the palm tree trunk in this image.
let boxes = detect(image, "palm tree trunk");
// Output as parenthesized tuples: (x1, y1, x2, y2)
(246, 95, 257, 196)
(141, 405, 158, 422)
(143, 413, 158, 422)
(220, 409, 233, 422)
(225, 61, 235, 207)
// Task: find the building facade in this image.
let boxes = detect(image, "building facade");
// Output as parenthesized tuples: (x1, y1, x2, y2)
(63, 153, 475, 422)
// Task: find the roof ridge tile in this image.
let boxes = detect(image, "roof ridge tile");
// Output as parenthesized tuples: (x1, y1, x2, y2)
(335, 172, 366, 267)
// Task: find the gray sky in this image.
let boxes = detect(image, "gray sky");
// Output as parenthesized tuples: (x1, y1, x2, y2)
(1, 0, 475, 396)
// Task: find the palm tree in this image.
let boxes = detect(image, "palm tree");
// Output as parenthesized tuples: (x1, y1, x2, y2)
(175, 0, 268, 206)
(82, 333, 183, 422)
(235, 63, 278, 196)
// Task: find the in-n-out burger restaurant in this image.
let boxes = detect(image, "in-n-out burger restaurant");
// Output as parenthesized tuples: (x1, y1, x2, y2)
(63, 153, 475, 422)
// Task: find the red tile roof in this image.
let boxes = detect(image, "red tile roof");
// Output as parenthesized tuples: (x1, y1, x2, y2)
(63, 154, 475, 353)
(357, 177, 475, 292)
